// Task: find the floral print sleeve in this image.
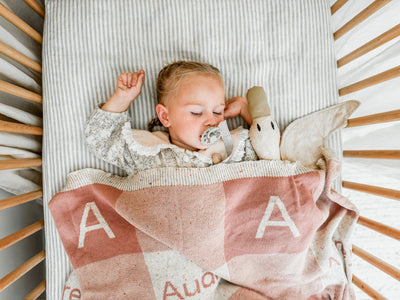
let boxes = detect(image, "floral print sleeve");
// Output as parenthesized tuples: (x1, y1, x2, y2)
(84, 107, 132, 170)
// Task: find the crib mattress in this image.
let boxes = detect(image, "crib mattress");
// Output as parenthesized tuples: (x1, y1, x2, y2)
(42, 0, 340, 298)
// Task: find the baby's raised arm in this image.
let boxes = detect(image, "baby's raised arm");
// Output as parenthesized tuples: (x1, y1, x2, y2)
(101, 70, 145, 113)
(85, 70, 145, 171)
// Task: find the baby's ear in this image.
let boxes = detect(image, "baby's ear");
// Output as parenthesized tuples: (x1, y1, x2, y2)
(156, 104, 170, 127)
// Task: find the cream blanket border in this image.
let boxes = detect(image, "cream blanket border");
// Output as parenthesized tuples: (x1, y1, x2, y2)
(62, 160, 316, 192)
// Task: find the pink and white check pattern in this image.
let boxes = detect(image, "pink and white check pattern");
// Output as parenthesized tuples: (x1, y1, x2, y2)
(50, 159, 358, 299)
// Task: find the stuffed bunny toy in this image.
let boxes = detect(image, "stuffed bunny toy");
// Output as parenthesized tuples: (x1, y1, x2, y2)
(246, 86, 360, 168)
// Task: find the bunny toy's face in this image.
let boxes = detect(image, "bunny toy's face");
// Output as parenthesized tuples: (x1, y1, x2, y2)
(249, 116, 281, 160)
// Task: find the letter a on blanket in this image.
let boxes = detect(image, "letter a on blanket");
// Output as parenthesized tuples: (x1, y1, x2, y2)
(255, 196, 300, 238)
(78, 201, 115, 248)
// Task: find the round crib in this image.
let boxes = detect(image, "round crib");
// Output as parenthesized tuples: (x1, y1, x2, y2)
(0, 0, 399, 299)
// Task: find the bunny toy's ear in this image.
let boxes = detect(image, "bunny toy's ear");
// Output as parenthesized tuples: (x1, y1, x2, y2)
(247, 86, 271, 119)
(280, 100, 360, 168)
(247, 87, 281, 160)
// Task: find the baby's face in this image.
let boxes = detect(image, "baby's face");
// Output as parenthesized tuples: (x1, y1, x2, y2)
(163, 73, 225, 151)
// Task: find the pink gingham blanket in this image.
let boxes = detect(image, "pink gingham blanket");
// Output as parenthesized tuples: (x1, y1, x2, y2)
(50, 157, 358, 299)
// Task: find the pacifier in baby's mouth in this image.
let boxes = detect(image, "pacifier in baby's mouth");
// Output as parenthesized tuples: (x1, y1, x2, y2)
(200, 120, 233, 156)
(201, 126, 221, 146)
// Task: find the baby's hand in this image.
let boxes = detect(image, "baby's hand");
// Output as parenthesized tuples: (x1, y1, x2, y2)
(224, 96, 253, 126)
(115, 70, 145, 102)
(101, 70, 145, 113)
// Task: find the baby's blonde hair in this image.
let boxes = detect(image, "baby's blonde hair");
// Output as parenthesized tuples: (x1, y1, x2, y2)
(157, 60, 223, 104)
(148, 60, 223, 131)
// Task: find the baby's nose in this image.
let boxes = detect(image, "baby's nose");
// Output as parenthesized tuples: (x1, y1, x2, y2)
(204, 115, 220, 127)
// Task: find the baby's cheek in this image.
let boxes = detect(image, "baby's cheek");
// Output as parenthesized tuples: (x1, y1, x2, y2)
(183, 120, 200, 134)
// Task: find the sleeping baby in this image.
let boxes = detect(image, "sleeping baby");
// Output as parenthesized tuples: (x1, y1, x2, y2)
(85, 60, 258, 174)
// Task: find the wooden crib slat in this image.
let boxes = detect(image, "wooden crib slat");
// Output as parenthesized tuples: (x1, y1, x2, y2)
(23, 279, 46, 300)
(352, 275, 386, 299)
(0, 158, 42, 170)
(338, 24, 400, 68)
(334, 0, 392, 40)
(342, 181, 400, 201)
(0, 250, 45, 292)
(0, 120, 42, 135)
(331, 0, 348, 15)
(0, 3, 42, 44)
(0, 190, 43, 211)
(343, 150, 400, 160)
(352, 245, 400, 281)
(0, 219, 44, 251)
(339, 65, 400, 96)
(0, 80, 42, 104)
(358, 215, 400, 241)
(23, 0, 45, 19)
(0, 41, 42, 73)
(346, 109, 400, 127)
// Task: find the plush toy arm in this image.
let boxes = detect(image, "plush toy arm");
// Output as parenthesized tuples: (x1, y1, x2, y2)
(280, 100, 360, 168)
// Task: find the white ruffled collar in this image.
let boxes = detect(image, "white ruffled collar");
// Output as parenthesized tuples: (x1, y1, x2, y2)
(121, 122, 249, 164)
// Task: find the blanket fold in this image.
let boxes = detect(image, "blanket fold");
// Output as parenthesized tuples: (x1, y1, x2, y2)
(50, 158, 358, 300)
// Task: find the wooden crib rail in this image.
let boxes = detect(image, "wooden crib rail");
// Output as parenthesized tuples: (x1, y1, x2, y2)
(24, 280, 46, 300)
(0, 80, 42, 103)
(357, 215, 400, 241)
(339, 65, 400, 96)
(23, 0, 45, 19)
(0, 41, 42, 73)
(0, 3, 42, 44)
(352, 245, 400, 281)
(330, 0, 348, 15)
(0, 219, 44, 251)
(352, 275, 386, 300)
(342, 181, 400, 201)
(0, 250, 45, 292)
(343, 150, 400, 160)
(0, 120, 43, 135)
(333, 0, 392, 40)
(0, 158, 42, 170)
(346, 109, 400, 127)
(0, 190, 43, 211)
(337, 24, 400, 68)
